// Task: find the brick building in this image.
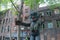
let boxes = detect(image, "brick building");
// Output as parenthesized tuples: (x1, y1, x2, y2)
(0, 4, 31, 40)
(38, 6, 60, 40)
(0, 4, 60, 40)
(21, 6, 60, 40)
(19, 5, 60, 40)
(0, 9, 17, 40)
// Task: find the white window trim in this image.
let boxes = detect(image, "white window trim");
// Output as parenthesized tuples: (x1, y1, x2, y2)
(48, 22, 53, 28)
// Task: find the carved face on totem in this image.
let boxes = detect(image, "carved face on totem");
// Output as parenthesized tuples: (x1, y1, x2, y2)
(30, 12, 39, 22)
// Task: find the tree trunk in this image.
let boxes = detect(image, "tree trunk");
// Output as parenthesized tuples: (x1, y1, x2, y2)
(17, 0, 24, 40)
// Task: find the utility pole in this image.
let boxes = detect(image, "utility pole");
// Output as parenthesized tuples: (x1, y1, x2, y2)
(17, 0, 24, 40)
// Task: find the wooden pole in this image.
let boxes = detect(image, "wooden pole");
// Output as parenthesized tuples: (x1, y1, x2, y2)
(17, 0, 24, 40)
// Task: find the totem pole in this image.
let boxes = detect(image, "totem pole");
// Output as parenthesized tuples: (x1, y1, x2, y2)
(15, 12, 44, 40)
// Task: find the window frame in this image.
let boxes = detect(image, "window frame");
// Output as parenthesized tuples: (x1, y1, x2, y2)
(40, 12, 44, 16)
(47, 21, 53, 28)
(56, 20, 60, 28)
(54, 9, 60, 14)
(46, 11, 52, 16)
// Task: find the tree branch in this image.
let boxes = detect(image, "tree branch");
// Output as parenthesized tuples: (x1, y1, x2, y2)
(9, 0, 20, 13)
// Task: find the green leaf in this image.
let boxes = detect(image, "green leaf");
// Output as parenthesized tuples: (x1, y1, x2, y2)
(24, 0, 44, 10)
(49, 3, 60, 10)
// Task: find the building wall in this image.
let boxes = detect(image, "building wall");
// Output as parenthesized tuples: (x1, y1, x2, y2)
(1, 5, 60, 40)
(39, 7, 60, 40)
(0, 10, 17, 38)
(20, 6, 60, 40)
(0, 4, 30, 40)
(21, 6, 60, 40)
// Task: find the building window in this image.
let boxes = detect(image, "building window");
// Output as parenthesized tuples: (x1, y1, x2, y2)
(56, 20, 60, 28)
(0, 20, 2, 24)
(1, 26, 5, 33)
(14, 27, 17, 31)
(1, 26, 3, 33)
(42, 24, 45, 29)
(9, 18, 10, 23)
(54, 9, 60, 14)
(6, 26, 10, 32)
(40, 23, 45, 31)
(3, 19, 5, 24)
(40, 12, 44, 16)
(47, 21, 53, 28)
(46, 11, 51, 16)
(25, 9, 28, 13)
(6, 18, 8, 23)
(20, 31, 27, 37)
(7, 26, 10, 32)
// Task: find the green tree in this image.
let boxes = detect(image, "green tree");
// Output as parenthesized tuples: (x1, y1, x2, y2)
(44, 0, 60, 9)
(1, 0, 60, 11)
(0, 0, 44, 11)
(24, 0, 44, 10)
(0, 0, 11, 11)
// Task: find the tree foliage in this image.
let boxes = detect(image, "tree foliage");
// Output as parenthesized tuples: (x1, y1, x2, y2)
(47, 0, 60, 5)
(0, 0, 11, 11)
(0, 0, 60, 15)
(0, 0, 18, 15)
(0, 9, 8, 16)
(45, 0, 60, 9)
(24, 0, 44, 9)
(0, 0, 44, 11)
(0, 0, 60, 10)
(0, 0, 9, 4)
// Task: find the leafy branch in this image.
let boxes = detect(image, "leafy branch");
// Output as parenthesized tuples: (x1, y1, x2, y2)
(9, 0, 20, 13)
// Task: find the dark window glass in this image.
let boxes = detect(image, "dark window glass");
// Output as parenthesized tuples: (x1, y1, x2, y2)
(42, 24, 45, 29)
(8, 26, 10, 32)
(1, 26, 5, 33)
(46, 11, 51, 16)
(40, 12, 44, 16)
(1, 26, 3, 33)
(3, 19, 5, 24)
(56, 20, 60, 28)
(40, 23, 45, 32)
(9, 18, 10, 23)
(6, 18, 8, 23)
(0, 20, 2, 24)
